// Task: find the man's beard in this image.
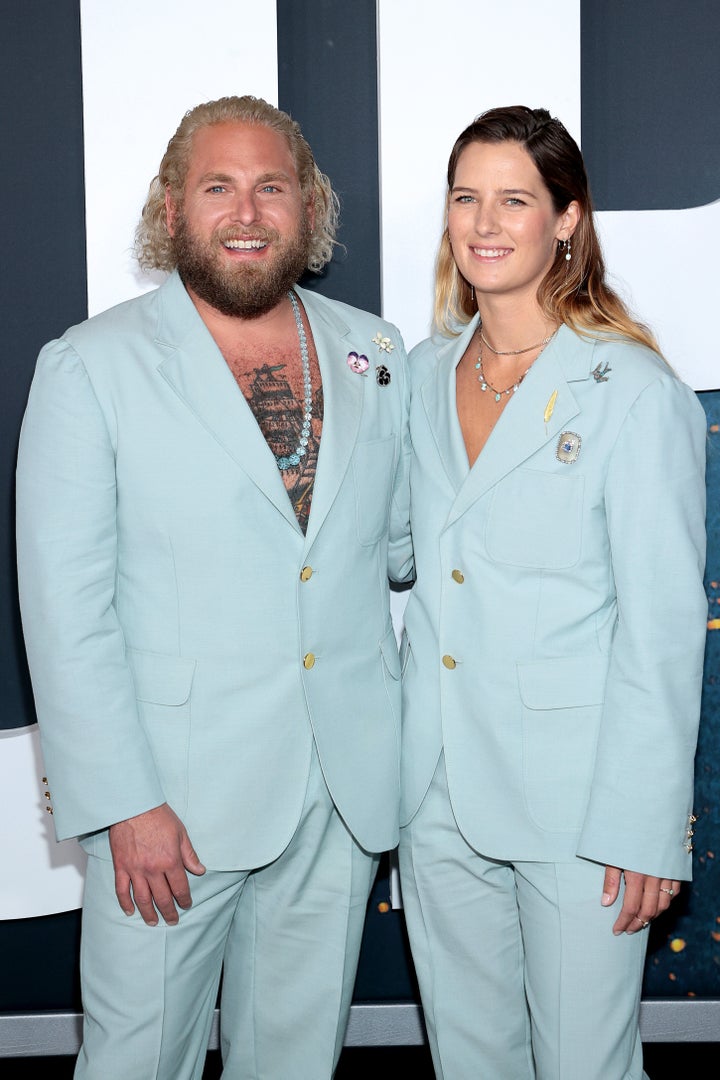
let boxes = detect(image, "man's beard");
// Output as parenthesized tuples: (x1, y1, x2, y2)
(172, 210, 312, 319)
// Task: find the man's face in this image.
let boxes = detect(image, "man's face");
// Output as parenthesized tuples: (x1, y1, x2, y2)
(166, 121, 314, 319)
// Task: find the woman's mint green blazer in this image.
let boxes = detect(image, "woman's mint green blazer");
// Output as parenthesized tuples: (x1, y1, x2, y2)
(401, 319, 707, 880)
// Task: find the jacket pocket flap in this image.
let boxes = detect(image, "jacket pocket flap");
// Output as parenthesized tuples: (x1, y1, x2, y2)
(517, 655, 608, 710)
(127, 649, 196, 705)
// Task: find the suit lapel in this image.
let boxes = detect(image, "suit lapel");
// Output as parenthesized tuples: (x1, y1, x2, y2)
(155, 272, 302, 533)
(444, 324, 593, 529)
(420, 319, 478, 494)
(296, 287, 364, 549)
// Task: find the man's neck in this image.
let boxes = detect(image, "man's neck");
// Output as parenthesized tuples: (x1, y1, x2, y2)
(186, 284, 299, 353)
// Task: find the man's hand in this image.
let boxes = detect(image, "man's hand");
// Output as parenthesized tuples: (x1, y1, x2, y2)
(109, 803, 206, 926)
(602, 866, 680, 935)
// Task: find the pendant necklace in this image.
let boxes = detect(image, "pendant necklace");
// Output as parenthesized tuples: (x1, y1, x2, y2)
(276, 291, 313, 471)
(475, 327, 557, 403)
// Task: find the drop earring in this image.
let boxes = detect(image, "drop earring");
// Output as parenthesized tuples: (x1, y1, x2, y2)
(563, 237, 572, 262)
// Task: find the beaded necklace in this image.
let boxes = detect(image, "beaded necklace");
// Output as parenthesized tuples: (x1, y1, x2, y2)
(475, 328, 557, 403)
(276, 291, 313, 471)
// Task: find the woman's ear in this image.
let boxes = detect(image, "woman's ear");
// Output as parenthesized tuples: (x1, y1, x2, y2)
(558, 199, 581, 242)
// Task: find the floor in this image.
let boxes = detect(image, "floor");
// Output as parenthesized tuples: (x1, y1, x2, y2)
(0, 1043, 712, 1077)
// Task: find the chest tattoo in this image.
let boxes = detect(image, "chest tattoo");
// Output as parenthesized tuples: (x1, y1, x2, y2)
(226, 344, 324, 535)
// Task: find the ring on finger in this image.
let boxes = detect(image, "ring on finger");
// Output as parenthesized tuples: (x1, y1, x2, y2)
(660, 887, 674, 896)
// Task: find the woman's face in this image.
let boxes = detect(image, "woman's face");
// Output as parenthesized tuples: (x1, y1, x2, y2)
(447, 139, 576, 308)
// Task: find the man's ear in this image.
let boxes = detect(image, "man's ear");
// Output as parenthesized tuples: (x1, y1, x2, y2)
(306, 194, 316, 234)
(165, 186, 178, 238)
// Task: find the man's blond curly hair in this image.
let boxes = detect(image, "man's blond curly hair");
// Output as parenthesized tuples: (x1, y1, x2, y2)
(135, 95, 339, 274)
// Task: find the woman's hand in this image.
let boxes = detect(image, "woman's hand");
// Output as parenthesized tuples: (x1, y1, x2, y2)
(602, 866, 680, 935)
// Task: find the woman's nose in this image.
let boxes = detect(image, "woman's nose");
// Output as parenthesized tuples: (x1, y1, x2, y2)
(473, 201, 499, 234)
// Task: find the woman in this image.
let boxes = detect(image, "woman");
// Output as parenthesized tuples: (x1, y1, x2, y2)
(398, 106, 707, 1079)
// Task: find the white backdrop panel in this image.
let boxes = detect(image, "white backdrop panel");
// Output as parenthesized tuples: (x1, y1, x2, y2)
(0, 727, 86, 919)
(378, 0, 581, 350)
(597, 205, 720, 389)
(81, 0, 278, 316)
(378, 0, 716, 390)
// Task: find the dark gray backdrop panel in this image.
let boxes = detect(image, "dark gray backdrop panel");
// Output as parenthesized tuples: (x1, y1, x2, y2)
(1, 1, 88, 733)
(0, 0, 87, 1010)
(581, 0, 720, 210)
(277, 0, 382, 314)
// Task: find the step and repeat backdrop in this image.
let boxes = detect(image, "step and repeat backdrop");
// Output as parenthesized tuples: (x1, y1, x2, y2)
(1, 0, 718, 1019)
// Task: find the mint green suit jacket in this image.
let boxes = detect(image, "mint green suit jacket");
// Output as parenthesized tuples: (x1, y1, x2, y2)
(400, 320, 706, 880)
(17, 272, 410, 868)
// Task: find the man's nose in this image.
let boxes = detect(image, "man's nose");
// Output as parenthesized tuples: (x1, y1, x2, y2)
(229, 191, 261, 225)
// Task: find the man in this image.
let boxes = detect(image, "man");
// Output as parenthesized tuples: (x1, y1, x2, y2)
(17, 95, 410, 1080)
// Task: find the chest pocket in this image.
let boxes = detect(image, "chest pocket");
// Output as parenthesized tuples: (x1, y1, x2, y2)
(485, 468, 584, 569)
(352, 435, 398, 545)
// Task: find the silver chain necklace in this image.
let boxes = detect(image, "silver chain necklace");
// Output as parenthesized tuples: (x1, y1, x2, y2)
(479, 327, 555, 356)
(276, 291, 313, 471)
(475, 330, 556, 403)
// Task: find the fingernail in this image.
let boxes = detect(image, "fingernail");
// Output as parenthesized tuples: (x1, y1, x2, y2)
(601, 893, 612, 905)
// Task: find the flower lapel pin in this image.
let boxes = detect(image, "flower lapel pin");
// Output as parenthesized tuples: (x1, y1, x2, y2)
(348, 333, 396, 384)
(347, 351, 370, 375)
(372, 332, 395, 354)
(372, 331, 394, 386)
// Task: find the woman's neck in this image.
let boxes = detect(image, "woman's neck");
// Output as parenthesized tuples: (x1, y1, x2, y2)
(475, 299, 557, 355)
